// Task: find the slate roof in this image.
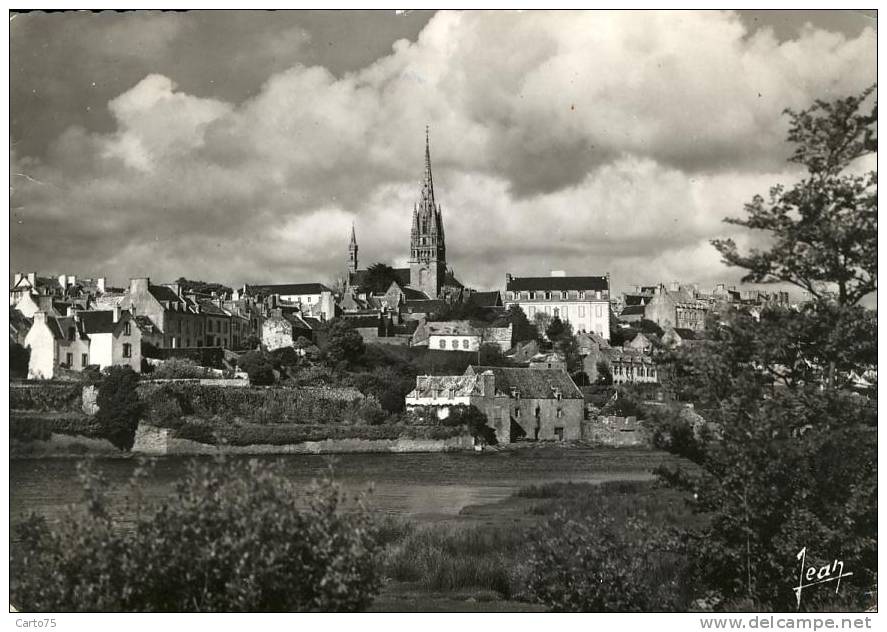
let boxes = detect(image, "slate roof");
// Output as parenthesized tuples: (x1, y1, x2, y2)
(134, 315, 160, 334)
(198, 299, 229, 317)
(148, 285, 183, 303)
(401, 286, 430, 300)
(403, 299, 447, 313)
(672, 328, 699, 340)
(425, 320, 481, 337)
(407, 374, 482, 399)
(506, 275, 609, 292)
(465, 291, 502, 308)
(620, 305, 646, 317)
(466, 365, 583, 399)
(77, 310, 117, 334)
(348, 268, 411, 289)
(246, 282, 332, 296)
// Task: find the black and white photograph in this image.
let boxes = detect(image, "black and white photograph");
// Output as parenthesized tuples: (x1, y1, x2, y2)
(6, 7, 879, 624)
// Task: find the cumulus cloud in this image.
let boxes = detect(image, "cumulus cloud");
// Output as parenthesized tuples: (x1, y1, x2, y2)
(9, 10, 876, 295)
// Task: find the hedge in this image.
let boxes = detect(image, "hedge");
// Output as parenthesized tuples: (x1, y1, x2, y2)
(139, 382, 383, 426)
(172, 422, 463, 446)
(11, 412, 102, 442)
(10, 384, 84, 413)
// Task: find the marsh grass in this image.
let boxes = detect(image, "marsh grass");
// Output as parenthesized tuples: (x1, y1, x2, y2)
(383, 524, 525, 597)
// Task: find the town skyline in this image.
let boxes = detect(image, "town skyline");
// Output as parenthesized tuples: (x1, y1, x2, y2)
(11, 10, 876, 297)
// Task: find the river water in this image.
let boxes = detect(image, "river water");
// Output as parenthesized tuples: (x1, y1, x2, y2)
(10, 448, 675, 531)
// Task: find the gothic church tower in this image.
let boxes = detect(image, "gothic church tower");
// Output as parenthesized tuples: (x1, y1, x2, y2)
(409, 127, 447, 298)
(347, 223, 359, 273)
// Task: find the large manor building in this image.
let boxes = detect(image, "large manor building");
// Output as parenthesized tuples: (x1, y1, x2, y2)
(347, 129, 460, 300)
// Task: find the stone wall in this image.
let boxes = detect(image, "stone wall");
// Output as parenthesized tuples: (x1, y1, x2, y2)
(581, 417, 651, 447)
(132, 423, 473, 456)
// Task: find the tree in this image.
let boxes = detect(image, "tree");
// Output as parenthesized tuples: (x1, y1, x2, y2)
(174, 277, 233, 297)
(506, 303, 539, 343)
(10, 341, 29, 377)
(323, 319, 365, 366)
(654, 89, 878, 610)
(237, 350, 275, 386)
(712, 86, 876, 307)
(478, 342, 510, 366)
(95, 365, 143, 451)
(363, 263, 401, 295)
(595, 361, 613, 385)
(533, 312, 552, 337)
(545, 316, 566, 341)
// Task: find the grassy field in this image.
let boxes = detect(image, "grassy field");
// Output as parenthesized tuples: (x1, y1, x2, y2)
(372, 477, 703, 612)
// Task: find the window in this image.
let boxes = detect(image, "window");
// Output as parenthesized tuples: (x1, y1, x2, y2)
(596, 305, 603, 317)
(595, 291, 601, 300)
(554, 427, 564, 441)
(66, 353, 73, 366)
(556, 408, 563, 418)
(451, 340, 458, 349)
(528, 292, 535, 300)
(578, 306, 585, 317)
(545, 291, 551, 300)
(507, 291, 514, 300)
(123, 322, 131, 336)
(579, 291, 585, 299)
(186, 339, 191, 347)
(216, 320, 221, 333)
(514, 407, 521, 417)
(439, 339, 446, 349)
(81, 353, 88, 367)
(122, 343, 132, 358)
(528, 306, 536, 317)
(462, 339, 469, 349)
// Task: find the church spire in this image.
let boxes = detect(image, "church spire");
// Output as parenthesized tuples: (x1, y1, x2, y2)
(347, 222, 358, 273)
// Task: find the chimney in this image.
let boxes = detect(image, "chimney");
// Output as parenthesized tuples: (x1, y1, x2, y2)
(113, 305, 121, 323)
(69, 275, 77, 287)
(97, 277, 106, 293)
(33, 311, 46, 325)
(670, 281, 679, 292)
(550, 270, 566, 277)
(130, 277, 149, 296)
(505, 273, 513, 284)
(27, 272, 36, 287)
(480, 370, 495, 397)
(58, 274, 68, 289)
(13, 272, 22, 286)
(66, 305, 75, 317)
(37, 295, 54, 312)
(271, 308, 283, 319)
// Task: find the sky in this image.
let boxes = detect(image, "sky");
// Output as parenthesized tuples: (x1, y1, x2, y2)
(9, 9, 877, 298)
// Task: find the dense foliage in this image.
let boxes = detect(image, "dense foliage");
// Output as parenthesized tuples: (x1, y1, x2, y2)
(237, 350, 275, 385)
(10, 383, 83, 412)
(12, 458, 383, 612)
(10, 341, 30, 377)
(95, 366, 143, 451)
(652, 88, 878, 611)
(150, 357, 212, 379)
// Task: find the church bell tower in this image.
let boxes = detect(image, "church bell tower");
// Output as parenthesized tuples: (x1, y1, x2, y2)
(409, 127, 447, 298)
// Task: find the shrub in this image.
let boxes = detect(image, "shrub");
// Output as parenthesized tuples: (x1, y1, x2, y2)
(10, 341, 30, 377)
(10, 383, 83, 412)
(11, 413, 106, 443)
(151, 357, 209, 379)
(238, 350, 275, 386)
(95, 366, 143, 451)
(172, 422, 461, 446)
(523, 513, 686, 611)
(11, 458, 383, 612)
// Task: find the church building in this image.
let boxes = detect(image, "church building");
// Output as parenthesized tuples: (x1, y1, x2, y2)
(347, 128, 461, 301)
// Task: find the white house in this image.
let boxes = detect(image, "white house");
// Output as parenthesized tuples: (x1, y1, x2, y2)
(504, 271, 611, 340)
(24, 306, 141, 379)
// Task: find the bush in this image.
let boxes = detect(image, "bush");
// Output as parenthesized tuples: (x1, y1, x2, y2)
(523, 513, 686, 611)
(95, 366, 143, 451)
(10, 383, 84, 412)
(238, 350, 275, 386)
(11, 413, 105, 443)
(10, 341, 30, 377)
(172, 422, 461, 446)
(11, 458, 383, 612)
(151, 357, 209, 379)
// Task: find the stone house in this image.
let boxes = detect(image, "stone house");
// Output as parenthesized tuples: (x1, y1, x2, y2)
(504, 271, 611, 339)
(198, 299, 232, 348)
(405, 365, 584, 443)
(245, 282, 336, 322)
(24, 306, 140, 379)
(412, 320, 513, 352)
(644, 285, 708, 331)
(122, 278, 206, 349)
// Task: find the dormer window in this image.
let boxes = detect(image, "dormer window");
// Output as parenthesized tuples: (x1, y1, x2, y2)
(510, 387, 520, 399)
(545, 291, 551, 300)
(579, 291, 585, 299)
